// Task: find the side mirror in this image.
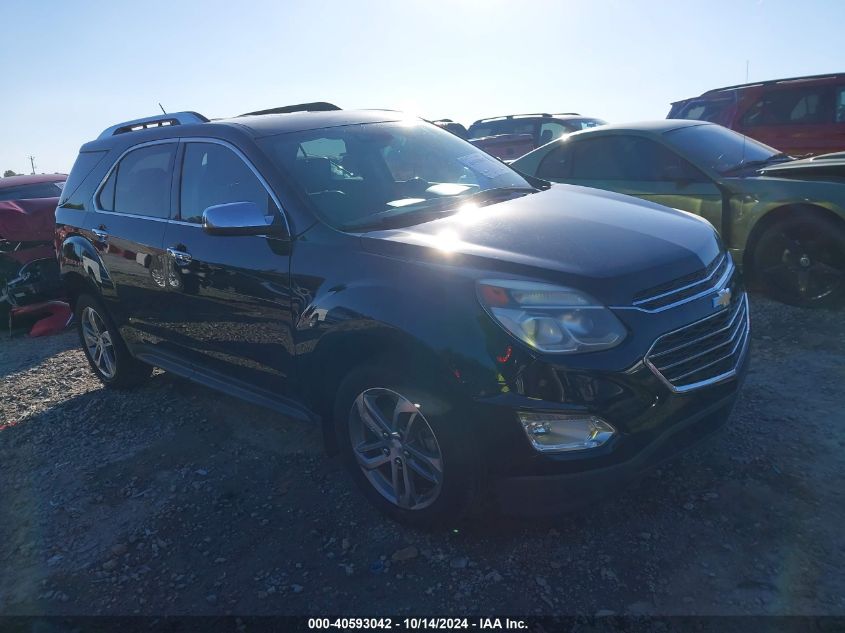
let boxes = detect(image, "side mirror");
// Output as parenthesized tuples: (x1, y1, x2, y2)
(202, 202, 288, 238)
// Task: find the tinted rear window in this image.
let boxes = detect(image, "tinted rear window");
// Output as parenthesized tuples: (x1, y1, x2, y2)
(59, 151, 106, 205)
(0, 181, 65, 201)
(675, 100, 731, 123)
(468, 119, 536, 139)
(742, 86, 833, 126)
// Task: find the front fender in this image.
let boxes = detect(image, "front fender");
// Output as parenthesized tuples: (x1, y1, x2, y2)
(725, 177, 845, 259)
(293, 273, 533, 415)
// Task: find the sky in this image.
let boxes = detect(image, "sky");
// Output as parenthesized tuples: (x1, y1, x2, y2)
(1, 0, 843, 175)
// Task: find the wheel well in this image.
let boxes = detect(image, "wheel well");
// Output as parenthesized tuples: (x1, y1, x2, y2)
(743, 203, 845, 275)
(310, 330, 445, 456)
(62, 271, 99, 309)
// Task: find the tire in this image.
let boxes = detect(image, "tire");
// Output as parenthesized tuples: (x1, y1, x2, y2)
(75, 293, 152, 388)
(334, 362, 483, 528)
(751, 212, 845, 308)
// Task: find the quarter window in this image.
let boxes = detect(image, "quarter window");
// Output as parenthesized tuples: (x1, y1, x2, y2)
(179, 142, 276, 224)
(99, 143, 176, 217)
(836, 87, 845, 123)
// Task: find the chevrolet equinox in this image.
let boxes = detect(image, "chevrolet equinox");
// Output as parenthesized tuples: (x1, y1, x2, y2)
(56, 104, 750, 525)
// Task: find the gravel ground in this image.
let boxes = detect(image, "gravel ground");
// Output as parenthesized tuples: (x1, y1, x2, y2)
(0, 294, 843, 617)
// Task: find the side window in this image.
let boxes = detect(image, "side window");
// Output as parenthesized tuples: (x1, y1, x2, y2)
(180, 142, 275, 224)
(742, 87, 832, 126)
(538, 122, 566, 146)
(837, 87, 845, 123)
(100, 143, 176, 217)
(537, 143, 572, 179)
(570, 136, 705, 182)
(570, 137, 636, 180)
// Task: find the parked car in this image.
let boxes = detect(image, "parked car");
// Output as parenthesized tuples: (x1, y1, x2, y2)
(57, 107, 748, 525)
(511, 120, 845, 308)
(1, 173, 67, 309)
(431, 119, 468, 139)
(668, 73, 845, 156)
(467, 113, 606, 160)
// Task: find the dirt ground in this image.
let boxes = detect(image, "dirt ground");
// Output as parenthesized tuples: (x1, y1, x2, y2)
(0, 294, 843, 617)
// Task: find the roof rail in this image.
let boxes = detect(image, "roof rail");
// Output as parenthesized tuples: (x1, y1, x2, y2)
(473, 112, 577, 124)
(239, 102, 341, 117)
(97, 111, 208, 140)
(705, 72, 845, 94)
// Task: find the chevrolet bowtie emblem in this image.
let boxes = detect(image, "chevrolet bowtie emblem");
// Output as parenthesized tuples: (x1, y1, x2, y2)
(713, 288, 732, 309)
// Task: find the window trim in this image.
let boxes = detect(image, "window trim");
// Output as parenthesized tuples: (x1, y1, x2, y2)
(175, 138, 290, 234)
(92, 139, 178, 221)
(92, 137, 290, 236)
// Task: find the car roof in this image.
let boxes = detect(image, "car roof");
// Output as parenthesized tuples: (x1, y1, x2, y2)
(81, 109, 410, 151)
(671, 72, 845, 104)
(469, 113, 598, 126)
(566, 119, 710, 137)
(0, 173, 67, 189)
(216, 109, 405, 137)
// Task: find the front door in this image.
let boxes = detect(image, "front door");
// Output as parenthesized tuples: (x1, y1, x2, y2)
(159, 140, 296, 397)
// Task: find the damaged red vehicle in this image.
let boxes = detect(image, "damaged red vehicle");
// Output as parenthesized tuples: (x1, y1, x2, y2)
(1, 174, 68, 324)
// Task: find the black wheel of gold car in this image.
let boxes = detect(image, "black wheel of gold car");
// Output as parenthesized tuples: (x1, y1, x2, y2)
(752, 212, 845, 308)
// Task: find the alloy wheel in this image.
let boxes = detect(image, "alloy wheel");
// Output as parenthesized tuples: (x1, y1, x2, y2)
(348, 388, 444, 510)
(80, 306, 117, 379)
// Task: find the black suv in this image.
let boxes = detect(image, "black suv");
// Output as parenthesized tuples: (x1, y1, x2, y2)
(57, 104, 749, 525)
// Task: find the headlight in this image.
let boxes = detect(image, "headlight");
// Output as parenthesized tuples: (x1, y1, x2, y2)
(477, 279, 626, 354)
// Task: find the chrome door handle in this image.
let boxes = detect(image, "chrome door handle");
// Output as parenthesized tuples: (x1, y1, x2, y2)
(167, 247, 192, 265)
(92, 229, 108, 243)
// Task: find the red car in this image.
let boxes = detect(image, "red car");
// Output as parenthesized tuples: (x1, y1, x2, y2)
(669, 72, 845, 156)
(1, 173, 67, 307)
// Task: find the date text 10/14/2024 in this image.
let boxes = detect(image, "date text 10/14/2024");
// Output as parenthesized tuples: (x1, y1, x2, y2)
(307, 618, 528, 630)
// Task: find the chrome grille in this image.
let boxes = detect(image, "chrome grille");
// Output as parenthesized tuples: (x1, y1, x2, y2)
(645, 293, 749, 392)
(633, 253, 731, 312)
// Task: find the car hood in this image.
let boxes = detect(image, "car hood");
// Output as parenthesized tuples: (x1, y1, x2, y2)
(359, 184, 721, 306)
(759, 152, 845, 182)
(0, 198, 58, 242)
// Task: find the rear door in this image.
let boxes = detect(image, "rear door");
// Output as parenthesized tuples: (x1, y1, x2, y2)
(538, 135, 724, 231)
(86, 141, 176, 348)
(737, 84, 835, 156)
(159, 139, 296, 397)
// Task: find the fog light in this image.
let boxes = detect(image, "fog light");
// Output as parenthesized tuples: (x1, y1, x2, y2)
(518, 412, 616, 453)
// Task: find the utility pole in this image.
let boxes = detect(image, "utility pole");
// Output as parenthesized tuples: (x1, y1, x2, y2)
(28, 155, 36, 175)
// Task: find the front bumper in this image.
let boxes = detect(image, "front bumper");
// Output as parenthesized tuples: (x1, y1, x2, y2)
(470, 293, 750, 516)
(494, 391, 737, 516)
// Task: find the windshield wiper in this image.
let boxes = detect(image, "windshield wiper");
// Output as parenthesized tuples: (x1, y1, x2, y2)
(462, 186, 539, 202)
(722, 153, 792, 174)
(339, 204, 459, 232)
(340, 187, 539, 232)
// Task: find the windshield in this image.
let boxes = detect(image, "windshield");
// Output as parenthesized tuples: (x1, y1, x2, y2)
(258, 120, 533, 230)
(664, 123, 783, 174)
